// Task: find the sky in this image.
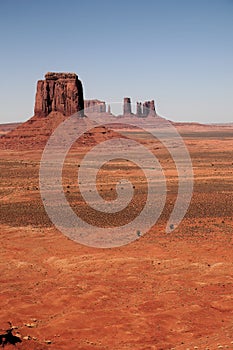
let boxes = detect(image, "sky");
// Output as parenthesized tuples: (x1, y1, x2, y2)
(0, 0, 232, 124)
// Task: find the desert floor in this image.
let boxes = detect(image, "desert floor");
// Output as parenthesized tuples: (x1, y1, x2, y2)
(0, 124, 233, 349)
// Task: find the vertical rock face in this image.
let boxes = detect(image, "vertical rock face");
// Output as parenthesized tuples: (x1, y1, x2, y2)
(142, 101, 150, 116)
(142, 100, 156, 116)
(136, 102, 142, 116)
(84, 100, 106, 113)
(123, 97, 132, 115)
(34, 72, 84, 117)
(148, 100, 156, 116)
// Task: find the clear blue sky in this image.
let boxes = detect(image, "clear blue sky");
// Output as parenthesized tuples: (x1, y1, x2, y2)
(0, 0, 232, 123)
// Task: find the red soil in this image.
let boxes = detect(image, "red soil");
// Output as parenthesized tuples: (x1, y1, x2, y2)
(0, 116, 233, 349)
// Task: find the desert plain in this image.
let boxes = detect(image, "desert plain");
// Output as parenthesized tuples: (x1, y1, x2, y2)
(0, 119, 233, 350)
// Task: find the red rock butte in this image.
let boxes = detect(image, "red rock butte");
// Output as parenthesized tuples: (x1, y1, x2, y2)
(34, 72, 84, 117)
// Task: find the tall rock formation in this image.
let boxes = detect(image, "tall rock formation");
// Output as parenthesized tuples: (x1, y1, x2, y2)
(34, 72, 84, 117)
(123, 97, 132, 115)
(136, 102, 142, 116)
(148, 100, 156, 116)
(142, 101, 150, 116)
(142, 100, 156, 116)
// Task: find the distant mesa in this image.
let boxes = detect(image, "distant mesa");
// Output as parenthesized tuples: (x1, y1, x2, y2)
(84, 99, 106, 113)
(34, 72, 84, 117)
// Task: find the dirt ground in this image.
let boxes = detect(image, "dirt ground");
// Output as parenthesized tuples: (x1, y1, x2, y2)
(0, 121, 233, 349)
(0, 122, 21, 137)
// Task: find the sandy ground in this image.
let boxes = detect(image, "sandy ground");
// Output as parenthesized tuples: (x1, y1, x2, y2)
(0, 122, 233, 349)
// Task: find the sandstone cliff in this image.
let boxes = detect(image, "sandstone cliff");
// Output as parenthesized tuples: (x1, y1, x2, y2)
(34, 72, 84, 117)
